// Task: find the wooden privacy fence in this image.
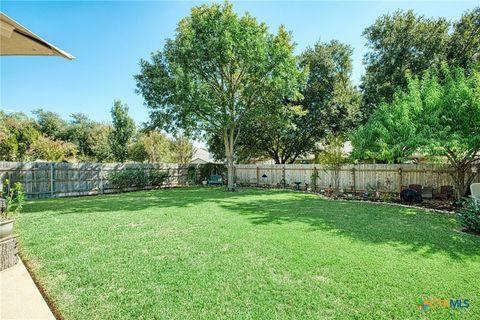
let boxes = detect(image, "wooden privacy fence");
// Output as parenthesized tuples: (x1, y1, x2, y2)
(1, 161, 478, 198)
(0, 162, 188, 198)
(234, 163, 480, 193)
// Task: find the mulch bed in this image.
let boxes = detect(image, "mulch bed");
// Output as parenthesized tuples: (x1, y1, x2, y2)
(390, 198, 458, 212)
(325, 193, 459, 212)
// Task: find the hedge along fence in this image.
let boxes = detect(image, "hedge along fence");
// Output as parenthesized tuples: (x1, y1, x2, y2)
(233, 163, 480, 193)
(0, 161, 188, 198)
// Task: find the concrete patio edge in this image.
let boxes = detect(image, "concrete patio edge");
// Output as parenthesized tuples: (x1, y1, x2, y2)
(1, 258, 56, 320)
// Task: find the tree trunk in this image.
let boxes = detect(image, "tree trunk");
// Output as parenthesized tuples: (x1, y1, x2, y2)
(224, 130, 235, 191)
(226, 154, 235, 191)
(451, 164, 478, 199)
(332, 167, 340, 196)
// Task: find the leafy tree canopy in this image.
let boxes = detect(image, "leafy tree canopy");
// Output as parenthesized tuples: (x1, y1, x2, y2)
(361, 7, 479, 113)
(135, 2, 305, 189)
(352, 65, 480, 196)
(207, 40, 361, 164)
(109, 100, 136, 163)
(170, 135, 195, 165)
(86, 123, 113, 163)
(0, 111, 40, 161)
(129, 131, 172, 163)
(28, 136, 77, 162)
(448, 7, 480, 71)
(32, 109, 68, 140)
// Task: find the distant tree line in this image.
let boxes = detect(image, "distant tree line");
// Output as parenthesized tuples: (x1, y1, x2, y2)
(0, 100, 194, 164)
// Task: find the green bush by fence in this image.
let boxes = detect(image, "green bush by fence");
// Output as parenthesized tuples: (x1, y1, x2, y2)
(108, 168, 170, 191)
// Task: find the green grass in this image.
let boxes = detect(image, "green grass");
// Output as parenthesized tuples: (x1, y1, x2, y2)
(17, 187, 480, 319)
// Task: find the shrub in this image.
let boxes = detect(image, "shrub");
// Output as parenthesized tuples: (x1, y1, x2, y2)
(457, 198, 480, 234)
(0, 179, 25, 220)
(149, 169, 170, 187)
(108, 169, 148, 190)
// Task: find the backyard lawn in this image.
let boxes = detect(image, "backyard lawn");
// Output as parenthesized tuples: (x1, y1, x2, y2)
(17, 187, 480, 319)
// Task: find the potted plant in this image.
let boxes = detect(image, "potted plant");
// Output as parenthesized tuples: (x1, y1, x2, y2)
(0, 180, 25, 239)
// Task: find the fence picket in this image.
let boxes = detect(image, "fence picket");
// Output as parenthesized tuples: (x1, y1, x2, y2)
(0, 161, 188, 198)
(1, 161, 478, 198)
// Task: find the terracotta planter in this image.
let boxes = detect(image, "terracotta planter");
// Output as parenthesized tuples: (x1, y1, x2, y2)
(0, 219, 14, 239)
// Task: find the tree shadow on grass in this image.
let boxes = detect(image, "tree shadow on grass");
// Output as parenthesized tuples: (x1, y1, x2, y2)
(22, 187, 257, 215)
(219, 193, 480, 260)
(22, 188, 480, 260)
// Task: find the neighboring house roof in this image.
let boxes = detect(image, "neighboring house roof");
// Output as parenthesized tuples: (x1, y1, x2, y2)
(295, 141, 353, 162)
(314, 141, 353, 156)
(190, 158, 209, 164)
(190, 148, 219, 164)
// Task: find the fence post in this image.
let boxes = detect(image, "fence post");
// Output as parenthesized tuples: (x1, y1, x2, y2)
(24, 163, 29, 197)
(233, 166, 236, 186)
(256, 166, 260, 186)
(351, 167, 356, 194)
(167, 168, 171, 187)
(99, 166, 104, 194)
(50, 163, 54, 197)
(32, 165, 36, 197)
(283, 165, 286, 188)
(397, 168, 403, 192)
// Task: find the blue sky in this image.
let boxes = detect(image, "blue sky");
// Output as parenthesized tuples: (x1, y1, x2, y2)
(1, 1, 478, 126)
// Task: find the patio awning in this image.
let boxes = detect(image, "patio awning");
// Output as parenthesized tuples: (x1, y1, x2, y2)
(0, 12, 74, 60)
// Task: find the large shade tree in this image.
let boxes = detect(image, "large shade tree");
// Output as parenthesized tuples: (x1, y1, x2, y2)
(206, 40, 361, 164)
(352, 65, 480, 197)
(361, 10, 450, 113)
(135, 2, 304, 190)
(448, 7, 480, 72)
(206, 102, 308, 164)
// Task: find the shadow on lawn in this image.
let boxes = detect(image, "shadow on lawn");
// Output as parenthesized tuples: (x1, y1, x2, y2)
(220, 194, 480, 260)
(22, 187, 257, 215)
(23, 188, 480, 259)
